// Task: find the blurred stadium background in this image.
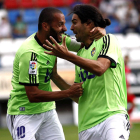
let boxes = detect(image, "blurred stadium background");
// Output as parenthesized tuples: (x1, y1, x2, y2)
(0, 0, 140, 140)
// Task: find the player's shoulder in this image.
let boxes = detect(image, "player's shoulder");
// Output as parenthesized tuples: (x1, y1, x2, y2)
(103, 33, 116, 40)
(107, 33, 117, 39)
(106, 34, 118, 41)
(17, 34, 38, 54)
(22, 33, 37, 47)
(97, 33, 117, 43)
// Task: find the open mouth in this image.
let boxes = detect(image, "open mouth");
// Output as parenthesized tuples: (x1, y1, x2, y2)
(74, 32, 77, 36)
(58, 33, 62, 39)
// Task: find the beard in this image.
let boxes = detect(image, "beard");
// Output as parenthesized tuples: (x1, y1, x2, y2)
(75, 35, 81, 42)
(49, 27, 62, 43)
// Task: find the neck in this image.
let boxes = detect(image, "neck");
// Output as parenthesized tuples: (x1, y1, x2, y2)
(36, 31, 49, 45)
(84, 39, 93, 48)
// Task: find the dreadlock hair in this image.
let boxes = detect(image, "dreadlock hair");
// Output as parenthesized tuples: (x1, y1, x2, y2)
(69, 4, 111, 28)
(38, 7, 62, 31)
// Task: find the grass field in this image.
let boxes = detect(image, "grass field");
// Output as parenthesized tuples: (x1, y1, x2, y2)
(0, 123, 140, 140)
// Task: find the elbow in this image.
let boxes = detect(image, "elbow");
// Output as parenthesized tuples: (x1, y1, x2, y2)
(28, 95, 36, 103)
(94, 67, 105, 76)
(96, 71, 104, 76)
(27, 92, 40, 103)
(28, 97, 36, 103)
(96, 72, 103, 76)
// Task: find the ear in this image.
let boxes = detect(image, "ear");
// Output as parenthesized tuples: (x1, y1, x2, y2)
(42, 22, 50, 31)
(86, 20, 95, 30)
(86, 19, 92, 25)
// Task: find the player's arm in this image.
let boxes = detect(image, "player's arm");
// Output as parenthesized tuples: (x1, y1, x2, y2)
(63, 56, 111, 76)
(19, 52, 83, 103)
(51, 58, 80, 103)
(89, 27, 106, 41)
(25, 83, 82, 103)
(51, 58, 71, 90)
(66, 27, 106, 52)
(25, 58, 81, 103)
(44, 34, 118, 75)
(44, 36, 111, 76)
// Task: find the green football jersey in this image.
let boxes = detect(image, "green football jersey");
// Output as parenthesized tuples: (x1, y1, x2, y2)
(75, 34, 128, 133)
(7, 33, 72, 115)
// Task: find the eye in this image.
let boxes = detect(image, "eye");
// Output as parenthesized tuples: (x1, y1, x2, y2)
(58, 24, 62, 27)
(73, 22, 77, 25)
(59, 22, 64, 27)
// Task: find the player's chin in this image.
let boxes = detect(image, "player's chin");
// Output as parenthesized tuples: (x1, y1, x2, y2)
(75, 34, 79, 42)
(56, 35, 62, 43)
(76, 37, 80, 42)
(57, 39, 62, 43)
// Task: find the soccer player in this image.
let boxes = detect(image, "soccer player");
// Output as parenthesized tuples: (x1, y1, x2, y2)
(44, 4, 130, 140)
(6, 7, 105, 140)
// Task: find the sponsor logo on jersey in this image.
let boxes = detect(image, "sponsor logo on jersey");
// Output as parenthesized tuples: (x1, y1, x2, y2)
(19, 107, 25, 111)
(29, 61, 37, 75)
(91, 47, 96, 56)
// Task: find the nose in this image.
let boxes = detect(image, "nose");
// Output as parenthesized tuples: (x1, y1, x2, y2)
(70, 24, 73, 31)
(63, 25, 67, 32)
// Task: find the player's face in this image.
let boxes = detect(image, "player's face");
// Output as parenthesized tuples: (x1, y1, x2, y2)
(70, 14, 87, 42)
(49, 13, 67, 43)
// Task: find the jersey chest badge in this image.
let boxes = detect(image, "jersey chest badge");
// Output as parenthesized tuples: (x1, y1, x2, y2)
(29, 61, 37, 74)
(91, 47, 96, 57)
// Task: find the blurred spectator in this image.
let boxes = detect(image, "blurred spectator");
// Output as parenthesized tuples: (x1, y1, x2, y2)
(70, 0, 83, 10)
(110, 0, 126, 8)
(133, 0, 140, 33)
(0, 0, 4, 9)
(133, 0, 140, 13)
(89, 0, 102, 8)
(13, 15, 27, 38)
(124, 55, 135, 128)
(114, 1, 139, 34)
(99, 0, 116, 19)
(0, 9, 8, 24)
(0, 16, 12, 39)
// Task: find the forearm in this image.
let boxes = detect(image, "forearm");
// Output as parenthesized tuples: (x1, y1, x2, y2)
(26, 87, 70, 103)
(25, 82, 83, 103)
(51, 71, 80, 103)
(51, 73, 79, 102)
(64, 53, 104, 76)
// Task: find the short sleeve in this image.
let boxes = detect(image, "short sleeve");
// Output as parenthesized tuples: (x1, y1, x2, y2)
(98, 34, 119, 68)
(62, 34, 81, 52)
(19, 52, 39, 86)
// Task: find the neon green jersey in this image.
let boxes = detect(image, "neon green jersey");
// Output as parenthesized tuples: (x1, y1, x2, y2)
(75, 34, 128, 133)
(7, 33, 73, 115)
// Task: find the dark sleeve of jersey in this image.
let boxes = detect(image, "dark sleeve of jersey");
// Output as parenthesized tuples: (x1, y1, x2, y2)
(98, 34, 118, 68)
(98, 55, 117, 68)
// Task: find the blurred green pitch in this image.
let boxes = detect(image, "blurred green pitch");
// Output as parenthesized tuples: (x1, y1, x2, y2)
(0, 124, 140, 140)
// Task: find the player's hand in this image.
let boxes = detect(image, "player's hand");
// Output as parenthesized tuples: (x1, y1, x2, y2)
(68, 82, 83, 98)
(43, 36, 69, 59)
(90, 27, 106, 41)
